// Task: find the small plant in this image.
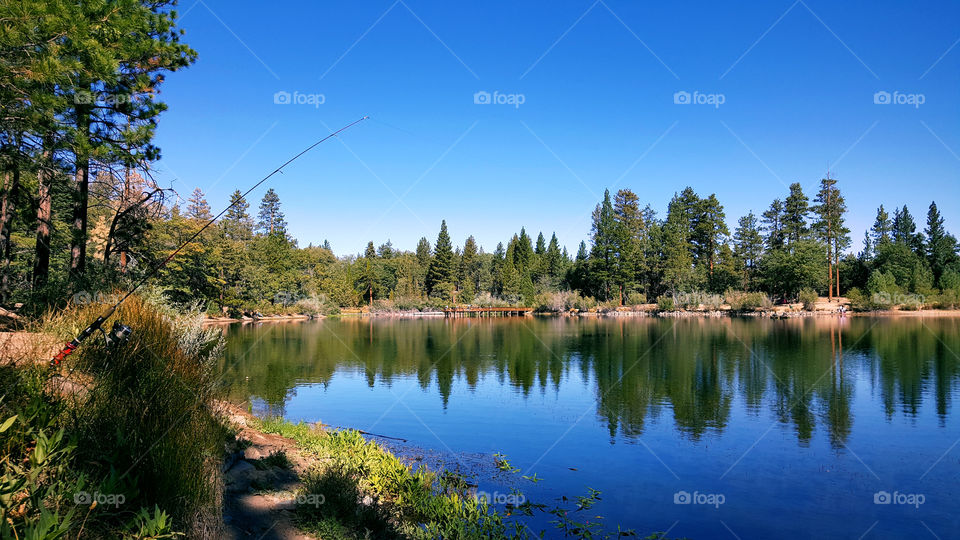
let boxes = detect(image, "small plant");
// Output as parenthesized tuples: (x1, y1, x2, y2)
(798, 288, 818, 311)
(493, 453, 520, 474)
(255, 450, 292, 470)
(656, 296, 675, 311)
(123, 506, 183, 539)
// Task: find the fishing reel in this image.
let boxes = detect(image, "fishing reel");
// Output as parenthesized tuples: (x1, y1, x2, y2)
(102, 321, 133, 348)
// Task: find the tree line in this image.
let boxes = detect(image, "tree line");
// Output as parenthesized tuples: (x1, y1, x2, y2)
(9, 172, 955, 315)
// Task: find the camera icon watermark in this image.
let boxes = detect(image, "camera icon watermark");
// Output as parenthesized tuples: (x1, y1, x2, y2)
(473, 90, 525, 109)
(273, 90, 325, 108)
(673, 90, 725, 108)
(673, 490, 725, 508)
(873, 91, 924, 108)
(74, 491, 126, 508)
(873, 490, 925, 508)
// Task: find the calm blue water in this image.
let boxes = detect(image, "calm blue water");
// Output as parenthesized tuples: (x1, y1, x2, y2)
(219, 316, 960, 539)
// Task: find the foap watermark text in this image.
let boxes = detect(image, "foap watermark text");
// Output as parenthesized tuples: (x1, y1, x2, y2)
(274, 91, 325, 108)
(674, 91, 725, 108)
(474, 91, 525, 108)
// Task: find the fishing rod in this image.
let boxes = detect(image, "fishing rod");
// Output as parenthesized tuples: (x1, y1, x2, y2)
(50, 115, 370, 366)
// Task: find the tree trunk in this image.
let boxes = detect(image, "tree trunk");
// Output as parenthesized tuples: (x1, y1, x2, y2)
(835, 244, 841, 298)
(0, 167, 20, 303)
(33, 158, 53, 289)
(70, 103, 90, 277)
(70, 160, 89, 276)
(826, 190, 833, 302)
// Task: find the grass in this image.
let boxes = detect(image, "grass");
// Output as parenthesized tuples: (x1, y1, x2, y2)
(255, 417, 525, 539)
(0, 294, 229, 538)
(254, 417, 679, 540)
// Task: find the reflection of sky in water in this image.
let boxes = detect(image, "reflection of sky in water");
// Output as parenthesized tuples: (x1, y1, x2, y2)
(223, 317, 960, 539)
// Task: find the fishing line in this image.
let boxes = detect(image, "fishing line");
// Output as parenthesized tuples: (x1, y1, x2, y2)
(50, 115, 370, 365)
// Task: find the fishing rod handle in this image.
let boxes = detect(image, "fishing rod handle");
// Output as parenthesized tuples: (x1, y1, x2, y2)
(50, 316, 106, 366)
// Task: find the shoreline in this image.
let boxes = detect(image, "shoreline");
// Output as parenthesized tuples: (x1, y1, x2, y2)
(202, 308, 960, 323)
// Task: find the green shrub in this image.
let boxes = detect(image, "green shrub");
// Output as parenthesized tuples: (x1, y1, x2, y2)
(35, 294, 227, 536)
(798, 288, 818, 311)
(625, 291, 647, 306)
(656, 296, 675, 311)
(724, 290, 772, 311)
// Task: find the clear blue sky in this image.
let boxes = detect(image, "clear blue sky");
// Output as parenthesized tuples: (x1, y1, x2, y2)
(152, 0, 960, 256)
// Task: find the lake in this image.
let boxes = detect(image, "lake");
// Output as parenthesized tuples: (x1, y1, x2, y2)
(217, 316, 960, 539)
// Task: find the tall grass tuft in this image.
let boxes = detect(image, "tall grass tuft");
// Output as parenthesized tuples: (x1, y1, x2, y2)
(40, 293, 227, 537)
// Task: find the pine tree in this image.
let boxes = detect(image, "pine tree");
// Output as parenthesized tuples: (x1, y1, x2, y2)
(545, 233, 564, 287)
(733, 212, 763, 289)
(63, 0, 197, 277)
(871, 205, 892, 248)
(460, 235, 480, 299)
(783, 183, 810, 247)
(186, 188, 212, 220)
(515, 227, 535, 278)
(426, 220, 455, 299)
(532, 232, 547, 283)
(761, 199, 785, 251)
(257, 188, 287, 237)
(222, 189, 253, 241)
(377, 240, 394, 259)
(695, 194, 729, 279)
(892, 205, 924, 255)
(360, 241, 377, 306)
(588, 189, 618, 300)
(613, 189, 644, 301)
(813, 177, 849, 299)
(661, 193, 695, 293)
(490, 242, 506, 295)
(925, 202, 958, 286)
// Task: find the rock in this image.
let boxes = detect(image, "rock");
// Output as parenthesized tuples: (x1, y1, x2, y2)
(230, 460, 256, 475)
(229, 414, 247, 427)
(221, 451, 243, 473)
(225, 460, 257, 493)
(242, 447, 263, 461)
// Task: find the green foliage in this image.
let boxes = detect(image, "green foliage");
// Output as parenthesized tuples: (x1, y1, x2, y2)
(123, 506, 182, 539)
(724, 290, 772, 311)
(426, 221, 455, 300)
(33, 295, 227, 536)
(255, 418, 649, 540)
(759, 240, 827, 301)
(656, 296, 675, 311)
(798, 288, 818, 311)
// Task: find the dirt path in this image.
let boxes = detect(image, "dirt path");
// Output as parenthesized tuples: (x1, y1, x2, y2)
(220, 405, 318, 540)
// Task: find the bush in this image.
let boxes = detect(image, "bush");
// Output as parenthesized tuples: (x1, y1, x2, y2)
(624, 291, 647, 306)
(533, 291, 598, 312)
(295, 294, 338, 316)
(798, 288, 818, 311)
(933, 289, 960, 309)
(471, 292, 510, 308)
(725, 290, 772, 311)
(847, 287, 869, 311)
(33, 294, 227, 536)
(673, 291, 722, 310)
(656, 296, 675, 311)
